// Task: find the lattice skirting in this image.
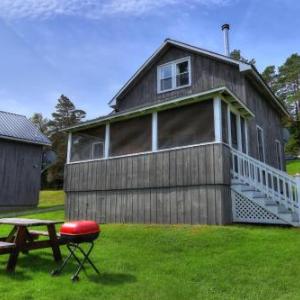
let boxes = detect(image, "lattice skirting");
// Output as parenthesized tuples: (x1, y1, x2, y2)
(231, 190, 286, 224)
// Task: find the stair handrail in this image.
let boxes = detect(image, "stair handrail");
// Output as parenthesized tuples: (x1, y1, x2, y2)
(230, 148, 300, 214)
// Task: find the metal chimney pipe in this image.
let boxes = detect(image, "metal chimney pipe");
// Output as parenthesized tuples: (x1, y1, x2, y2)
(221, 24, 230, 56)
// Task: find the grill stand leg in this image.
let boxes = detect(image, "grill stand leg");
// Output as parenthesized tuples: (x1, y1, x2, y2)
(51, 241, 100, 281)
(71, 242, 100, 281)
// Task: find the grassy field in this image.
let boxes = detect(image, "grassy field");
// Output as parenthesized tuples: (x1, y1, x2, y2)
(1, 208, 300, 299)
(39, 190, 65, 208)
(286, 159, 300, 175)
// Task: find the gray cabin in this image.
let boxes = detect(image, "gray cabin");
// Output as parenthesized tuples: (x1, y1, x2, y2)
(64, 38, 300, 226)
(0, 111, 51, 210)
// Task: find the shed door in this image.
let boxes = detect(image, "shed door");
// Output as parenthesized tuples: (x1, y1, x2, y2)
(0, 140, 42, 207)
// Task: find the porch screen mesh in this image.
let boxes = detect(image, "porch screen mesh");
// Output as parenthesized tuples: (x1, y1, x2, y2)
(221, 101, 228, 144)
(110, 115, 152, 156)
(158, 100, 214, 149)
(70, 126, 105, 162)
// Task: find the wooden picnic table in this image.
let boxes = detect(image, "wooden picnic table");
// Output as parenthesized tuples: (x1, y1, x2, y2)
(0, 218, 66, 272)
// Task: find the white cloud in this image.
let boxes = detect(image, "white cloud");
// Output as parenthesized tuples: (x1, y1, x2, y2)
(0, 0, 235, 20)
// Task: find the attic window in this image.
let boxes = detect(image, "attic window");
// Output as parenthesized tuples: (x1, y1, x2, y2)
(157, 57, 191, 93)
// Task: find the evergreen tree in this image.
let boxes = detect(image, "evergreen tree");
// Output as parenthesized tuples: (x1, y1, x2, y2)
(278, 54, 300, 120)
(262, 65, 277, 90)
(30, 113, 49, 135)
(262, 54, 300, 155)
(230, 49, 256, 65)
(47, 95, 86, 187)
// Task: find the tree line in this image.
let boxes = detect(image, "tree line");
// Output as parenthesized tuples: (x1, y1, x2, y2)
(32, 52, 300, 188)
(31, 95, 86, 188)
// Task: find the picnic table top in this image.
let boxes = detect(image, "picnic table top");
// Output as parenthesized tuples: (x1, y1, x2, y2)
(0, 218, 63, 226)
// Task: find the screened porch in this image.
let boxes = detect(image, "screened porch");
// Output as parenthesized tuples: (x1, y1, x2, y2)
(67, 88, 253, 164)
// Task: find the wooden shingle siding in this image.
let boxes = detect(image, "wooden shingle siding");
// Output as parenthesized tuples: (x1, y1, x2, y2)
(65, 186, 231, 225)
(244, 80, 285, 169)
(64, 143, 230, 192)
(64, 143, 232, 225)
(116, 46, 245, 111)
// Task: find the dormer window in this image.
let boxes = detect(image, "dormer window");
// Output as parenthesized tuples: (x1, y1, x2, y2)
(157, 57, 191, 93)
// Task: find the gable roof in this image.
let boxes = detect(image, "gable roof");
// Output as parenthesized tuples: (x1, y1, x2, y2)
(0, 111, 51, 146)
(109, 38, 289, 118)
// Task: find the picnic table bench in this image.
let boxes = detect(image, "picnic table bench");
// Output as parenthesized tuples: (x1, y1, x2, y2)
(0, 218, 67, 272)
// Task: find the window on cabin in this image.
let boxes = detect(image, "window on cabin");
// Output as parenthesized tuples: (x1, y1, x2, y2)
(256, 126, 265, 162)
(230, 112, 238, 150)
(110, 115, 152, 156)
(158, 57, 191, 92)
(70, 126, 105, 162)
(157, 100, 214, 149)
(240, 117, 247, 154)
(160, 64, 172, 91)
(176, 61, 189, 86)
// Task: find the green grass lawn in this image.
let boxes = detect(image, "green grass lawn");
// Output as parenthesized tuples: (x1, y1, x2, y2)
(39, 190, 65, 208)
(1, 209, 300, 300)
(286, 159, 300, 175)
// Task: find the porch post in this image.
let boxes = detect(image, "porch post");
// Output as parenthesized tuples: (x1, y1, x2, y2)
(66, 132, 72, 163)
(213, 96, 222, 143)
(152, 111, 158, 151)
(104, 123, 110, 158)
(227, 105, 232, 147)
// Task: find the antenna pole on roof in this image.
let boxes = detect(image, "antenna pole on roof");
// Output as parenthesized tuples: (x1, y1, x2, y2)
(221, 24, 230, 57)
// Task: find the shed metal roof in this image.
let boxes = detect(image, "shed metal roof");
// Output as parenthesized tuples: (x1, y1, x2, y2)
(0, 111, 51, 146)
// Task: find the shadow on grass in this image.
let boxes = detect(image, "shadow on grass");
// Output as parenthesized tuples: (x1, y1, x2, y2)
(0, 269, 32, 281)
(0, 252, 78, 279)
(88, 272, 137, 285)
(0, 252, 136, 286)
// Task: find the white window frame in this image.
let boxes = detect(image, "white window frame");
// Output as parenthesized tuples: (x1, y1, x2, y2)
(91, 141, 104, 159)
(256, 125, 265, 162)
(275, 139, 283, 170)
(157, 57, 191, 93)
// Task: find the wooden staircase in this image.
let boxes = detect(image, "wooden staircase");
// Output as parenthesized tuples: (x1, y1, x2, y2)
(230, 149, 300, 226)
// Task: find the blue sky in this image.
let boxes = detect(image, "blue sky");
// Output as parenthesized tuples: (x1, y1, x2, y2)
(0, 0, 299, 119)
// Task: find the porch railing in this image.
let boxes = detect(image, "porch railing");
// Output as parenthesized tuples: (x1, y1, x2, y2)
(231, 148, 300, 214)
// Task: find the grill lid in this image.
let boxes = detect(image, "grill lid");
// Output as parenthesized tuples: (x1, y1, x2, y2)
(60, 221, 100, 236)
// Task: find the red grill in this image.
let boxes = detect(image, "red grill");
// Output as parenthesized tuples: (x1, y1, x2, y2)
(60, 221, 100, 243)
(52, 221, 101, 281)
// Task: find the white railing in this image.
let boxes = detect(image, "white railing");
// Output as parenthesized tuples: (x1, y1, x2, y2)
(231, 148, 300, 214)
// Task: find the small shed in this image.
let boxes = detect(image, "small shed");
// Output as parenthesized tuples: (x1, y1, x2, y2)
(0, 111, 51, 211)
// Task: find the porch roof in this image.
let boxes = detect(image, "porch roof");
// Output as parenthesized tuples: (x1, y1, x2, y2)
(64, 86, 254, 133)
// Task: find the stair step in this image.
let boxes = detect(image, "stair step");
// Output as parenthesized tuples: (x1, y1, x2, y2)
(278, 205, 291, 214)
(241, 187, 256, 192)
(252, 194, 267, 199)
(231, 180, 247, 186)
(231, 178, 300, 227)
(265, 200, 277, 206)
(278, 212, 293, 223)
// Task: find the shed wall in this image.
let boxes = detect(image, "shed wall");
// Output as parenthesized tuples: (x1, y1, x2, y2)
(0, 139, 42, 209)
